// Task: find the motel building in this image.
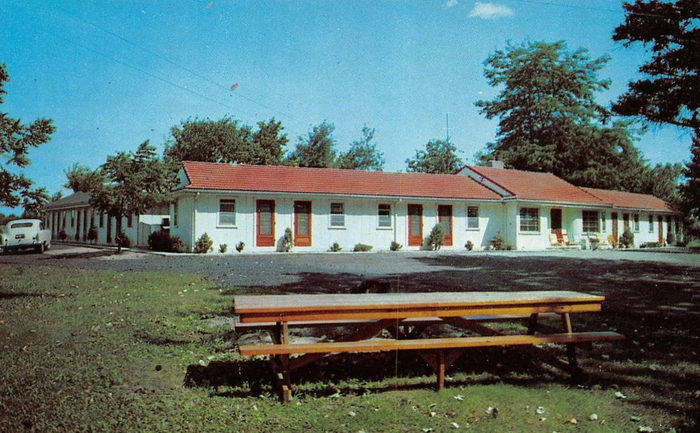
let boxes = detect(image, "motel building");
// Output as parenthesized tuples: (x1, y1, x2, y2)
(156, 161, 682, 253)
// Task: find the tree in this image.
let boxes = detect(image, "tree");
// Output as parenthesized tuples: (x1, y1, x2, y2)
(250, 118, 288, 165)
(0, 63, 56, 208)
(21, 187, 49, 219)
(90, 141, 175, 252)
(612, 0, 700, 130)
(288, 121, 337, 168)
(639, 162, 683, 205)
(406, 139, 463, 174)
(64, 162, 103, 193)
(164, 116, 253, 164)
(475, 40, 650, 190)
(336, 126, 385, 171)
(680, 134, 700, 231)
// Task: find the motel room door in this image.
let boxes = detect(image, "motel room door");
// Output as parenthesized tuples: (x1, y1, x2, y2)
(294, 201, 312, 247)
(550, 208, 562, 233)
(658, 216, 664, 244)
(408, 204, 423, 247)
(438, 205, 453, 246)
(611, 212, 619, 240)
(256, 200, 276, 247)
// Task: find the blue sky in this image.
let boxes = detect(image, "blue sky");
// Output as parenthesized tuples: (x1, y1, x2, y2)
(0, 0, 694, 214)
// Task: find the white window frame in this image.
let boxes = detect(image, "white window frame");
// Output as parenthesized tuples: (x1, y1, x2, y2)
(466, 206, 479, 230)
(218, 199, 236, 227)
(519, 207, 540, 233)
(582, 210, 600, 234)
(329, 202, 345, 228)
(377, 203, 392, 229)
(172, 199, 179, 227)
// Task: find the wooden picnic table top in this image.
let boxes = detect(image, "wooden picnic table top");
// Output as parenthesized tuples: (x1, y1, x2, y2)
(234, 291, 604, 322)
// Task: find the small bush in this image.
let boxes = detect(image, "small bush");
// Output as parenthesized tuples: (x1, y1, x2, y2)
(169, 236, 187, 253)
(390, 241, 402, 251)
(428, 224, 445, 251)
(353, 243, 373, 252)
(465, 240, 474, 251)
(194, 232, 213, 254)
(589, 237, 600, 251)
(280, 228, 293, 252)
(87, 226, 98, 243)
(490, 231, 506, 250)
(235, 241, 245, 253)
(620, 228, 634, 248)
(666, 232, 675, 246)
(116, 230, 131, 248)
(640, 242, 661, 248)
(219, 244, 228, 254)
(58, 229, 67, 241)
(148, 230, 174, 252)
(329, 242, 342, 252)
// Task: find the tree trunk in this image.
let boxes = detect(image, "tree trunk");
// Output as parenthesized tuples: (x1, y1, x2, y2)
(115, 214, 123, 254)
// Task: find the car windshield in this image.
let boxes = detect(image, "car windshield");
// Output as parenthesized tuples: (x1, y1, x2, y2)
(10, 222, 34, 229)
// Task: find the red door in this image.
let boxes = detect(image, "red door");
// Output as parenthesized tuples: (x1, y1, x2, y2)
(658, 216, 663, 244)
(611, 212, 618, 240)
(408, 204, 423, 247)
(256, 200, 275, 247)
(438, 205, 453, 246)
(294, 201, 312, 247)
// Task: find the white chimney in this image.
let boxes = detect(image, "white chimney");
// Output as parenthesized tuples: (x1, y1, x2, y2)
(489, 160, 505, 169)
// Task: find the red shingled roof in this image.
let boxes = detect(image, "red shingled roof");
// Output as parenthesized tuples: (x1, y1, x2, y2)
(466, 166, 606, 205)
(180, 161, 501, 200)
(581, 187, 675, 212)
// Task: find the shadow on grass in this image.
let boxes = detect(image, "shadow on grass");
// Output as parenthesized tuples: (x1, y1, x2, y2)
(193, 254, 699, 428)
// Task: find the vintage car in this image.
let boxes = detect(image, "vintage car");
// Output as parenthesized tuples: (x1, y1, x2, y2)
(1, 219, 52, 253)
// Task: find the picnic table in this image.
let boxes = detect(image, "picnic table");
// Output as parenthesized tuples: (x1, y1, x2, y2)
(234, 291, 623, 402)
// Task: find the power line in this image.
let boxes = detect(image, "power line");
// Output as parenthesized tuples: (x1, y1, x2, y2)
(508, 0, 676, 19)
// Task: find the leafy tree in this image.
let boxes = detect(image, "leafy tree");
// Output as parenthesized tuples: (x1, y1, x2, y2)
(250, 118, 288, 165)
(50, 191, 63, 202)
(680, 134, 700, 231)
(0, 63, 56, 208)
(21, 187, 49, 219)
(288, 121, 337, 168)
(406, 139, 463, 174)
(475, 40, 650, 190)
(89, 141, 175, 252)
(64, 162, 103, 193)
(336, 126, 385, 171)
(612, 0, 699, 130)
(639, 162, 683, 205)
(164, 116, 253, 164)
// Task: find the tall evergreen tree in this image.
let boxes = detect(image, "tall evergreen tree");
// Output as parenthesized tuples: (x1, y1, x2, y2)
(680, 134, 700, 231)
(406, 139, 463, 174)
(475, 40, 649, 190)
(288, 121, 337, 168)
(0, 63, 55, 208)
(336, 126, 385, 171)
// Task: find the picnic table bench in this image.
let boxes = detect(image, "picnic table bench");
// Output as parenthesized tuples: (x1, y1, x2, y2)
(234, 291, 623, 402)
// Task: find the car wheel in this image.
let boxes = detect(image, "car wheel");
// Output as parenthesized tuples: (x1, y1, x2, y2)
(37, 243, 44, 254)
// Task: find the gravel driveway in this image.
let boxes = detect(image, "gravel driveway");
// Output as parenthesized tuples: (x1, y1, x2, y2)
(1, 244, 697, 294)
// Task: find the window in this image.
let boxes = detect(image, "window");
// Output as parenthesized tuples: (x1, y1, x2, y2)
(633, 214, 640, 232)
(467, 206, 479, 229)
(218, 199, 236, 226)
(71, 212, 75, 228)
(330, 203, 345, 227)
(582, 210, 600, 233)
(378, 204, 391, 228)
(173, 199, 179, 227)
(600, 212, 606, 232)
(519, 208, 539, 232)
(648, 215, 654, 233)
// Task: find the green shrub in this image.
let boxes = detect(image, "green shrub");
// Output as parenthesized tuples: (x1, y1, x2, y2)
(465, 240, 474, 251)
(169, 236, 186, 253)
(116, 230, 131, 248)
(666, 231, 675, 246)
(280, 228, 293, 252)
(428, 224, 445, 251)
(353, 243, 373, 252)
(194, 232, 213, 254)
(390, 241, 402, 251)
(620, 228, 634, 248)
(219, 244, 228, 254)
(58, 229, 67, 241)
(489, 231, 506, 250)
(235, 241, 245, 253)
(329, 242, 342, 252)
(87, 226, 98, 243)
(640, 242, 661, 248)
(148, 230, 175, 252)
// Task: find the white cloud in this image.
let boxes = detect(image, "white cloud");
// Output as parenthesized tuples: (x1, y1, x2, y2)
(468, 2, 514, 19)
(443, 0, 459, 9)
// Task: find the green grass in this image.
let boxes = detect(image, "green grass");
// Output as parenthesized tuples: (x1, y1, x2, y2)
(0, 264, 695, 432)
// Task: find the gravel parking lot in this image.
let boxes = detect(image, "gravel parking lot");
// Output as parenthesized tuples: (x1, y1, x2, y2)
(1, 244, 697, 294)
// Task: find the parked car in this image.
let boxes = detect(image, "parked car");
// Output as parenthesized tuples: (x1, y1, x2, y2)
(1, 219, 51, 253)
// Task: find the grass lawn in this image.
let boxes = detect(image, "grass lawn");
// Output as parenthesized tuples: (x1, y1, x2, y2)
(0, 263, 696, 432)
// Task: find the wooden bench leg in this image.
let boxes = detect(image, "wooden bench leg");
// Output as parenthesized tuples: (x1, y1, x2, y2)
(560, 313, 584, 379)
(418, 349, 463, 391)
(528, 313, 539, 335)
(270, 356, 293, 403)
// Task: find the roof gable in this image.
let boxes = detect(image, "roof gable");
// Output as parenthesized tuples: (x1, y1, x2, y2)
(179, 161, 501, 200)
